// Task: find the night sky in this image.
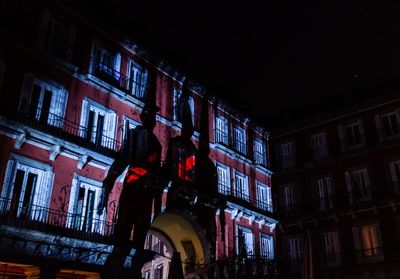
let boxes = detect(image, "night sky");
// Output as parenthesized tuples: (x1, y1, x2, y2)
(77, 0, 400, 129)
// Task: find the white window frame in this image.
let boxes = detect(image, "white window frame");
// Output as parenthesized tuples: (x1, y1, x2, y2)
(216, 162, 230, 195)
(310, 132, 328, 160)
(389, 159, 400, 195)
(121, 115, 140, 143)
(260, 233, 274, 259)
(80, 98, 117, 150)
(234, 170, 249, 201)
(215, 115, 228, 145)
(19, 75, 68, 128)
(279, 141, 295, 168)
(338, 120, 365, 150)
(256, 181, 272, 212)
(67, 174, 105, 234)
(375, 110, 400, 140)
(345, 168, 370, 204)
(254, 138, 267, 165)
(91, 42, 121, 82)
(234, 126, 246, 154)
(127, 60, 147, 99)
(236, 226, 254, 256)
(315, 176, 334, 211)
(321, 231, 341, 267)
(1, 154, 54, 222)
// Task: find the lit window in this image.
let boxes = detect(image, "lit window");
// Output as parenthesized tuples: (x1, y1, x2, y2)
(1, 154, 54, 222)
(310, 132, 328, 160)
(321, 231, 341, 267)
(91, 43, 121, 83)
(345, 168, 370, 203)
(234, 126, 246, 154)
(215, 115, 228, 145)
(254, 138, 267, 165)
(237, 226, 254, 257)
(256, 181, 272, 212)
(234, 171, 249, 201)
(260, 234, 274, 259)
(80, 98, 117, 150)
(279, 141, 295, 168)
(68, 174, 104, 234)
(19, 75, 68, 128)
(216, 163, 230, 195)
(353, 223, 383, 263)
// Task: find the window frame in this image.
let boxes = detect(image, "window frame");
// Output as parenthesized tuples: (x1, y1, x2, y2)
(256, 181, 272, 212)
(216, 162, 231, 195)
(233, 170, 249, 201)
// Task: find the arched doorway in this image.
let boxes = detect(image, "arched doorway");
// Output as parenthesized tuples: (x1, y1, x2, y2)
(142, 211, 211, 278)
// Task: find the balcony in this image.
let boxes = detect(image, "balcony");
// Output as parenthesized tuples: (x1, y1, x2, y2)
(214, 255, 277, 278)
(218, 185, 273, 213)
(377, 123, 400, 141)
(355, 247, 384, 264)
(0, 197, 115, 242)
(90, 57, 129, 92)
(214, 129, 249, 158)
(17, 101, 122, 157)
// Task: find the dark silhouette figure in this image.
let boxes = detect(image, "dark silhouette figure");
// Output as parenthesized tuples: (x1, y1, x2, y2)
(98, 69, 163, 279)
(164, 88, 199, 210)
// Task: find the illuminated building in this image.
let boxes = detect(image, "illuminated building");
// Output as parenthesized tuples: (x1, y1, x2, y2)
(0, 0, 277, 278)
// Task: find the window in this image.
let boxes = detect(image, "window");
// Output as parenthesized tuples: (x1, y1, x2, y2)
(91, 43, 121, 83)
(19, 75, 68, 128)
(0, 59, 5, 89)
(254, 138, 267, 165)
(1, 154, 54, 222)
(315, 176, 334, 211)
(256, 181, 272, 212)
(345, 168, 371, 204)
(353, 223, 383, 263)
(234, 171, 249, 201)
(121, 116, 140, 143)
(282, 184, 296, 216)
(80, 98, 117, 150)
(126, 60, 147, 100)
(173, 86, 195, 125)
(144, 270, 150, 279)
(338, 120, 365, 150)
(279, 141, 295, 168)
(233, 126, 246, 154)
(215, 115, 228, 145)
(376, 111, 400, 140)
(286, 237, 303, 270)
(38, 10, 76, 60)
(216, 163, 230, 195)
(310, 132, 328, 160)
(68, 174, 104, 233)
(321, 231, 341, 267)
(237, 226, 254, 257)
(260, 234, 274, 259)
(389, 160, 400, 195)
(154, 264, 163, 279)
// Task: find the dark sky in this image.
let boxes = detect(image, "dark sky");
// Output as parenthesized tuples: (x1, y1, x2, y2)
(79, 0, 400, 128)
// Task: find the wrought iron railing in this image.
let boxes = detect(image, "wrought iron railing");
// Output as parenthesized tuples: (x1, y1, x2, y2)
(0, 197, 115, 242)
(214, 255, 277, 278)
(218, 185, 273, 213)
(90, 56, 129, 91)
(214, 129, 252, 159)
(17, 101, 122, 157)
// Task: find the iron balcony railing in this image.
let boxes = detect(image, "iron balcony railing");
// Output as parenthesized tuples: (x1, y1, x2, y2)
(355, 247, 384, 263)
(17, 101, 122, 157)
(0, 197, 115, 242)
(218, 185, 273, 213)
(91, 56, 129, 91)
(214, 255, 277, 278)
(214, 129, 248, 156)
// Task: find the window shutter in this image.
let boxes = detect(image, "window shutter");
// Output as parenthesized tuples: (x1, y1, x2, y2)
(19, 74, 35, 109)
(79, 99, 89, 138)
(114, 52, 121, 80)
(141, 70, 148, 99)
(1, 159, 16, 200)
(106, 112, 117, 150)
(375, 115, 382, 142)
(345, 171, 353, 204)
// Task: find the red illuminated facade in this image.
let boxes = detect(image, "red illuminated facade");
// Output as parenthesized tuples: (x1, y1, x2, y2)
(270, 91, 400, 278)
(0, 0, 277, 278)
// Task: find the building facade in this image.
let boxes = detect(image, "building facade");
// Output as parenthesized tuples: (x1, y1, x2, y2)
(0, 0, 277, 278)
(270, 92, 400, 278)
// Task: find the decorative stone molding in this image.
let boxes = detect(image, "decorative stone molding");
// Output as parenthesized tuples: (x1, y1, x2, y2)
(49, 145, 61, 161)
(77, 155, 90, 170)
(14, 131, 27, 149)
